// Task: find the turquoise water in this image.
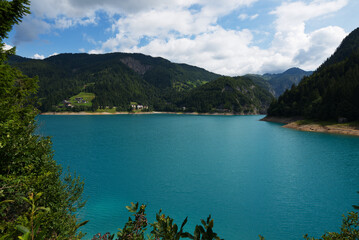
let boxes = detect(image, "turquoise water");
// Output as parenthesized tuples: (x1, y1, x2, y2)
(37, 115, 359, 240)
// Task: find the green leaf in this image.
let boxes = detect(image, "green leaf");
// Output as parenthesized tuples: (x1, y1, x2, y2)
(0, 234, 11, 240)
(18, 232, 30, 240)
(180, 217, 188, 231)
(19, 196, 31, 205)
(34, 192, 43, 201)
(36, 206, 50, 212)
(16, 225, 30, 234)
(75, 220, 89, 230)
(0, 199, 14, 205)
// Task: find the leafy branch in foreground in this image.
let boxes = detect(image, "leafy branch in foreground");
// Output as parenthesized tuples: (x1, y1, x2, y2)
(92, 202, 223, 240)
(304, 212, 359, 240)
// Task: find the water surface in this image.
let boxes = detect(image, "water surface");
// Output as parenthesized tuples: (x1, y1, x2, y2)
(37, 115, 359, 240)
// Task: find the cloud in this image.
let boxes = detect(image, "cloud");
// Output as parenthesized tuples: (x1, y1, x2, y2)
(33, 53, 45, 59)
(83, 33, 98, 45)
(126, 27, 272, 75)
(238, 13, 258, 20)
(49, 52, 59, 57)
(270, 0, 348, 70)
(293, 26, 347, 70)
(3, 43, 13, 50)
(30, 0, 257, 19)
(20, 0, 350, 75)
(13, 16, 50, 45)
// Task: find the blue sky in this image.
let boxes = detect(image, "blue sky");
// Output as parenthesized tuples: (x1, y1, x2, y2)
(5, 0, 359, 75)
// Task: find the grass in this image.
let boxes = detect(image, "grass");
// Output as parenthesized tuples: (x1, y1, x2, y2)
(69, 92, 95, 107)
(296, 119, 359, 128)
(95, 107, 117, 113)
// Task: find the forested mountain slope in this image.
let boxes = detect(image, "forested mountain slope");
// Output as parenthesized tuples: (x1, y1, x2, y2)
(9, 52, 276, 114)
(178, 76, 274, 114)
(8, 53, 220, 112)
(267, 27, 359, 121)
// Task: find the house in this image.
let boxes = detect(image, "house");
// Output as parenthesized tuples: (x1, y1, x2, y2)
(130, 103, 149, 110)
(63, 100, 73, 108)
(75, 97, 85, 103)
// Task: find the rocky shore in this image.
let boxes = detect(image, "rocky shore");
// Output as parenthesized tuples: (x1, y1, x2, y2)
(261, 116, 359, 137)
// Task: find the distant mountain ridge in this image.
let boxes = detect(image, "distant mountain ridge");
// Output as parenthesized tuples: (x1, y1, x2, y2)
(245, 67, 313, 97)
(267, 27, 359, 121)
(8, 52, 273, 114)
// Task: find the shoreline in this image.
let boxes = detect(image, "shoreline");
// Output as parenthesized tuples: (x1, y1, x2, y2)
(261, 116, 359, 137)
(39, 111, 259, 116)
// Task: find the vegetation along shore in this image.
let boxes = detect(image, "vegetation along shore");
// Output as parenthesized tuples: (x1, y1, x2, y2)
(261, 116, 359, 137)
(40, 111, 256, 116)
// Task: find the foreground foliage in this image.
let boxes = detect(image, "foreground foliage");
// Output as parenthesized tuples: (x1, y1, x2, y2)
(0, 0, 87, 239)
(304, 212, 359, 240)
(92, 202, 223, 240)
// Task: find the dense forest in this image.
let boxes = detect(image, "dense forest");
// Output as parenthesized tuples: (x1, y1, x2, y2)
(9, 53, 311, 114)
(267, 27, 359, 121)
(178, 76, 274, 114)
(8, 53, 221, 112)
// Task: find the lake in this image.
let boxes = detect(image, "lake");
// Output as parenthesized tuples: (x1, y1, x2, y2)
(37, 114, 359, 240)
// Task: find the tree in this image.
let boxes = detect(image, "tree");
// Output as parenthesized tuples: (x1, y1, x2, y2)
(0, 0, 30, 62)
(0, 1, 86, 239)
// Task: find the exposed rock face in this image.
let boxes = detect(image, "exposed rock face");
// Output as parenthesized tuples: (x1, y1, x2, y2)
(120, 57, 152, 75)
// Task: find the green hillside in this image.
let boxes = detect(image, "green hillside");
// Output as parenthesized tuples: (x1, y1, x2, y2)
(267, 27, 359, 121)
(8, 53, 220, 112)
(178, 76, 274, 114)
(9, 52, 276, 114)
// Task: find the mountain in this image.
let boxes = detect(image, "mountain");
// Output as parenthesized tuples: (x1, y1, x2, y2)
(178, 76, 274, 114)
(267, 27, 359, 121)
(245, 67, 313, 98)
(9, 52, 274, 114)
(8, 53, 220, 112)
(318, 28, 359, 70)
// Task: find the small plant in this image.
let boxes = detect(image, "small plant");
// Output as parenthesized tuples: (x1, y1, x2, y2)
(93, 203, 223, 240)
(117, 202, 148, 240)
(16, 192, 50, 240)
(151, 210, 191, 240)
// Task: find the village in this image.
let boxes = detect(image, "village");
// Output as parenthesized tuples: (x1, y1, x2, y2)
(60, 97, 88, 108)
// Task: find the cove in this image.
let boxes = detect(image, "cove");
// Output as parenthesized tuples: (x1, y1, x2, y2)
(37, 114, 359, 240)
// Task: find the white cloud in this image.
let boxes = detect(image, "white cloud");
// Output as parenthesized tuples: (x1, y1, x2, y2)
(33, 53, 45, 59)
(54, 16, 97, 29)
(3, 43, 13, 50)
(21, 0, 350, 75)
(90, 0, 348, 75)
(238, 14, 248, 20)
(293, 26, 347, 70)
(270, 0, 348, 71)
(49, 52, 59, 57)
(238, 13, 258, 20)
(250, 14, 259, 20)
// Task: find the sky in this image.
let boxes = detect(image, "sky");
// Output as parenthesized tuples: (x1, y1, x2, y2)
(5, 0, 359, 75)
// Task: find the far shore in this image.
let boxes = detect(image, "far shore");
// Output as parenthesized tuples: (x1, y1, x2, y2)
(39, 111, 258, 116)
(261, 116, 359, 137)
